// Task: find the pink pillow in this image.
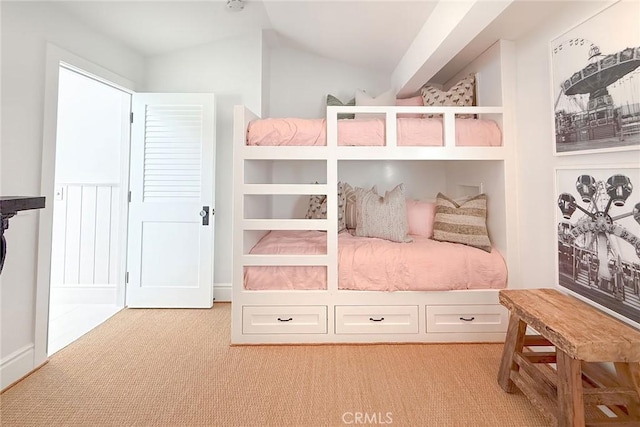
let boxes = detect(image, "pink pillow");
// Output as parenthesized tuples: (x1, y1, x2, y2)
(405, 199, 436, 237)
(396, 96, 424, 119)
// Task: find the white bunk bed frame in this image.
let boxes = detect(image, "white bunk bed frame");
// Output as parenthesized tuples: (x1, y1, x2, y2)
(232, 40, 518, 344)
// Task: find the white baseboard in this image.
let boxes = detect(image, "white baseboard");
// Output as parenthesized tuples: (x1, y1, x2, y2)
(50, 285, 117, 305)
(214, 283, 232, 302)
(1, 344, 35, 391)
(51, 284, 229, 305)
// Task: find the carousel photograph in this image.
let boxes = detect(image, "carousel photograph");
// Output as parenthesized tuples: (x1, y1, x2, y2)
(556, 166, 640, 323)
(551, 1, 640, 155)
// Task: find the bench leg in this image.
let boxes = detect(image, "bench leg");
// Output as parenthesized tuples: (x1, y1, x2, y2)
(556, 350, 585, 427)
(614, 362, 640, 419)
(498, 313, 527, 393)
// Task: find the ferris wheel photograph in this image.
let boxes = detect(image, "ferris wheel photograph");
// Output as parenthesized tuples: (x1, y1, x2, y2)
(551, 1, 640, 155)
(557, 166, 640, 323)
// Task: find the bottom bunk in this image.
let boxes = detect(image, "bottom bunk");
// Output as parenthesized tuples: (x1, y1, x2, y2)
(233, 229, 510, 345)
(244, 230, 507, 291)
(234, 185, 511, 344)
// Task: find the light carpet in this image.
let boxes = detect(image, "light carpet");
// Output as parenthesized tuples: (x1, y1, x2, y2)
(1, 303, 549, 426)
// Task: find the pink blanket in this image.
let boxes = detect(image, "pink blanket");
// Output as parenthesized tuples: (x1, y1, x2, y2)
(244, 230, 507, 291)
(246, 117, 502, 147)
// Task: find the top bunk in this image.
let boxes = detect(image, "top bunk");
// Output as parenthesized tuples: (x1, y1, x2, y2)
(234, 104, 508, 161)
(234, 40, 515, 162)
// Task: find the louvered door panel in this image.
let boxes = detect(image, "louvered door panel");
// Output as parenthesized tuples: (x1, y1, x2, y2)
(143, 105, 203, 202)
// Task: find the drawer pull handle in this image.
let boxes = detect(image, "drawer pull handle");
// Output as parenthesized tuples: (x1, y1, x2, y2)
(277, 317, 293, 322)
(369, 317, 385, 322)
(460, 317, 475, 322)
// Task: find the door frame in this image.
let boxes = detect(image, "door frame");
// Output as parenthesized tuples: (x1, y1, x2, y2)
(35, 43, 135, 367)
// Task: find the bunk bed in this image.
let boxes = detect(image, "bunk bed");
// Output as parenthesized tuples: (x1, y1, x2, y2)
(232, 40, 518, 344)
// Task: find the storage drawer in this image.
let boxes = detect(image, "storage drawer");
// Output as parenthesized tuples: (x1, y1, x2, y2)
(426, 304, 508, 333)
(335, 305, 419, 334)
(243, 305, 327, 334)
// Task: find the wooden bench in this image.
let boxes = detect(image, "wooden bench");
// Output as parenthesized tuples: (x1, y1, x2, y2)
(497, 288, 640, 426)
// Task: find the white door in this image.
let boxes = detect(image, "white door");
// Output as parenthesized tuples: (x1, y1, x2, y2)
(126, 93, 215, 308)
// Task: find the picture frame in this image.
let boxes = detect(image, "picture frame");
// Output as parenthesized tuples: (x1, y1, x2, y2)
(555, 165, 640, 324)
(550, 1, 640, 155)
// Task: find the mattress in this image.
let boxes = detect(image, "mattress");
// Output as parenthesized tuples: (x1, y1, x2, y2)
(246, 117, 502, 147)
(244, 230, 508, 291)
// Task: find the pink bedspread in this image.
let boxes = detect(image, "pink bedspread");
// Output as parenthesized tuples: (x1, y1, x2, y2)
(246, 117, 501, 147)
(244, 230, 507, 291)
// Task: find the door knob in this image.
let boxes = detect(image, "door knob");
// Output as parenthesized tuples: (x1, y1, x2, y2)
(200, 206, 209, 226)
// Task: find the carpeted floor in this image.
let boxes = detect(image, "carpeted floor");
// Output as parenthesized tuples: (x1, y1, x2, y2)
(1, 303, 550, 426)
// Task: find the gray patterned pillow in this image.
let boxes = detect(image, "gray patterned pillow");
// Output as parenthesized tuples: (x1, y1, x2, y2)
(420, 74, 475, 119)
(327, 95, 355, 120)
(355, 184, 412, 243)
(432, 192, 492, 252)
(305, 183, 346, 232)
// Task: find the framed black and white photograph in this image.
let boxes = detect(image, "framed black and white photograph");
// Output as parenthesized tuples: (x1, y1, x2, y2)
(551, 1, 640, 155)
(556, 165, 640, 323)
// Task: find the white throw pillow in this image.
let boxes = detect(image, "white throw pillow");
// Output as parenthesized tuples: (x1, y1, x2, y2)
(355, 89, 395, 120)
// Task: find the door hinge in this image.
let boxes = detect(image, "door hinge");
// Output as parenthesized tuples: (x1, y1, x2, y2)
(125, 272, 129, 284)
(128, 191, 131, 202)
(130, 112, 134, 124)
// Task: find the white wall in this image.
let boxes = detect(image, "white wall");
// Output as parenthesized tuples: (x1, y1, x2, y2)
(269, 46, 391, 119)
(0, 1, 143, 389)
(144, 32, 264, 288)
(261, 31, 272, 118)
(514, 1, 640, 290)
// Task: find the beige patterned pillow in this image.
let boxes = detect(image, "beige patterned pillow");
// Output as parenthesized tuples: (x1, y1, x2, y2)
(305, 194, 326, 219)
(355, 184, 412, 243)
(337, 182, 346, 232)
(420, 74, 475, 119)
(432, 192, 491, 252)
(305, 183, 346, 232)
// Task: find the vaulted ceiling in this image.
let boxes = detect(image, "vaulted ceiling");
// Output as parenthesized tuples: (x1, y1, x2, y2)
(56, 1, 577, 83)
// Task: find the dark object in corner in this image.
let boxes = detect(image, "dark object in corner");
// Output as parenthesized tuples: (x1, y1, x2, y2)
(0, 196, 46, 274)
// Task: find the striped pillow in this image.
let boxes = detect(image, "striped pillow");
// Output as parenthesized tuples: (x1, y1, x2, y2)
(343, 182, 377, 230)
(432, 193, 492, 252)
